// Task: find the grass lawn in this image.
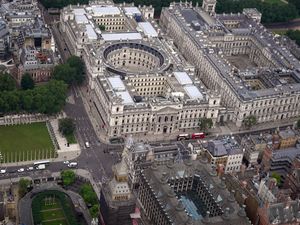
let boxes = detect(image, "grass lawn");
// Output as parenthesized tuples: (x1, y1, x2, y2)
(32, 191, 82, 225)
(65, 133, 77, 144)
(42, 219, 68, 225)
(39, 197, 68, 225)
(0, 122, 55, 163)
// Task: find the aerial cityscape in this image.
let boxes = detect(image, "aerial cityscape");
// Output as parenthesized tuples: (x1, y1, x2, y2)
(0, 0, 300, 224)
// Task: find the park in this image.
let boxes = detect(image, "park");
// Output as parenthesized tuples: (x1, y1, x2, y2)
(0, 122, 55, 163)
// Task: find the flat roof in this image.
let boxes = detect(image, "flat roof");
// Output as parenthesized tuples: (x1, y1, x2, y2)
(101, 32, 142, 41)
(116, 91, 134, 105)
(75, 14, 88, 24)
(174, 72, 193, 85)
(124, 7, 141, 16)
(91, 6, 120, 16)
(184, 85, 204, 100)
(137, 22, 158, 37)
(108, 76, 126, 91)
(73, 8, 86, 15)
(85, 24, 97, 40)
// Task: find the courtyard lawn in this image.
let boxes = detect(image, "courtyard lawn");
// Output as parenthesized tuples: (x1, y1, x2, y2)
(32, 191, 82, 225)
(65, 133, 77, 144)
(0, 122, 55, 163)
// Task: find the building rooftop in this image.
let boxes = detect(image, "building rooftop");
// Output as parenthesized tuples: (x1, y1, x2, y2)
(101, 32, 142, 41)
(137, 22, 158, 37)
(141, 160, 252, 224)
(123, 7, 141, 16)
(165, 4, 300, 101)
(91, 6, 121, 16)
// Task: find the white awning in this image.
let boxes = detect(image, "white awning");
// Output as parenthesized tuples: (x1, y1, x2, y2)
(184, 85, 204, 100)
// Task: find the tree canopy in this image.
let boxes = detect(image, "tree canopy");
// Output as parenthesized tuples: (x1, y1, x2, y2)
(53, 56, 85, 86)
(0, 72, 16, 92)
(19, 178, 31, 197)
(59, 118, 75, 136)
(0, 80, 67, 114)
(286, 30, 300, 46)
(198, 117, 213, 132)
(61, 169, 76, 186)
(80, 184, 98, 206)
(243, 115, 257, 129)
(21, 73, 35, 90)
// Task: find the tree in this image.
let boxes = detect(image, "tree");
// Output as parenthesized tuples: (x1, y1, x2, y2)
(66, 56, 85, 85)
(80, 184, 98, 206)
(271, 172, 281, 186)
(59, 118, 75, 136)
(0, 72, 16, 92)
(89, 204, 99, 218)
(198, 117, 213, 132)
(19, 178, 31, 197)
(61, 170, 76, 186)
(21, 73, 35, 90)
(243, 115, 257, 129)
(52, 64, 76, 85)
(99, 25, 106, 31)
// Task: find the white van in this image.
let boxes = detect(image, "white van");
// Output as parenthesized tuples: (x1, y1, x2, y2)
(85, 142, 90, 148)
(68, 162, 78, 168)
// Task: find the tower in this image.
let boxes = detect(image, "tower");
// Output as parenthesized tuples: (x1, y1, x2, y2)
(202, 0, 217, 15)
(99, 136, 137, 225)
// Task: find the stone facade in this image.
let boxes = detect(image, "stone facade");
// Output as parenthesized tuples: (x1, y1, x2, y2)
(60, 1, 221, 138)
(160, 2, 300, 127)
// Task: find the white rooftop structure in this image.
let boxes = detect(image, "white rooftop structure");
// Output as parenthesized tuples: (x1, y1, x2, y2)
(108, 76, 126, 91)
(184, 85, 204, 100)
(73, 8, 86, 15)
(75, 14, 88, 24)
(124, 7, 141, 16)
(116, 91, 134, 105)
(174, 72, 193, 85)
(91, 6, 121, 16)
(101, 32, 142, 41)
(85, 24, 98, 40)
(137, 22, 158, 37)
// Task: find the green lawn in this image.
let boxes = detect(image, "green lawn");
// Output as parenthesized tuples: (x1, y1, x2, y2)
(42, 219, 68, 225)
(65, 133, 77, 144)
(0, 122, 55, 163)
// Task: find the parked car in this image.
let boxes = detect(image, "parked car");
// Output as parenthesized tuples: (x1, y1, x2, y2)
(0, 169, 6, 174)
(27, 167, 34, 171)
(17, 168, 25, 173)
(85, 142, 90, 148)
(63, 161, 70, 164)
(67, 162, 78, 168)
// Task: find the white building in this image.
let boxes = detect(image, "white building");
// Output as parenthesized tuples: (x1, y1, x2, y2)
(60, 2, 221, 138)
(160, 1, 300, 127)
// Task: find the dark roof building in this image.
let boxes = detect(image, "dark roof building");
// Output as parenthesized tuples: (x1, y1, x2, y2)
(138, 158, 252, 225)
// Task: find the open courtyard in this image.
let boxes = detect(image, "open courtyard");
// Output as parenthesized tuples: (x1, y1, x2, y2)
(32, 190, 83, 225)
(0, 122, 55, 163)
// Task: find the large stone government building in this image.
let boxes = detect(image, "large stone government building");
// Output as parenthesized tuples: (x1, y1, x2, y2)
(161, 0, 300, 127)
(60, 0, 300, 138)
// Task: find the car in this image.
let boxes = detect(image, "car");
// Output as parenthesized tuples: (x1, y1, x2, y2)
(17, 168, 25, 173)
(0, 169, 6, 174)
(63, 160, 70, 164)
(85, 142, 90, 148)
(27, 167, 34, 171)
(67, 162, 78, 168)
